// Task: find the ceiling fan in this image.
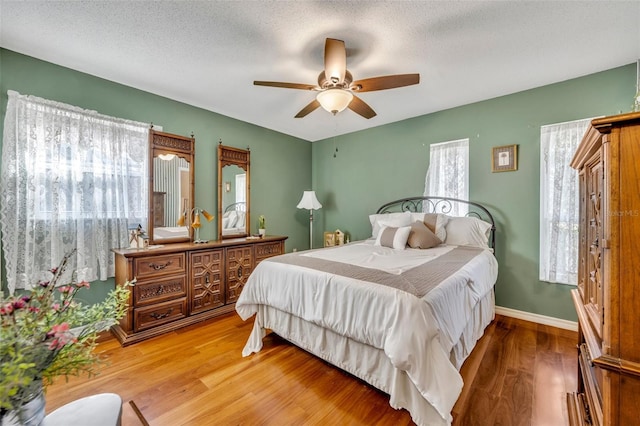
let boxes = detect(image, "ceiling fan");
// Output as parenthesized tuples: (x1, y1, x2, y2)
(254, 38, 420, 119)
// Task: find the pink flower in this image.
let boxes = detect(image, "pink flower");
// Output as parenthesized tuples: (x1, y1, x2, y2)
(12, 299, 26, 310)
(58, 285, 73, 294)
(51, 303, 61, 312)
(47, 323, 74, 350)
(39, 281, 50, 288)
(0, 303, 14, 315)
(48, 323, 70, 335)
(76, 281, 90, 289)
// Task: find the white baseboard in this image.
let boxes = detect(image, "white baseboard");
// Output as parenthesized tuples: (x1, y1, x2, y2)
(495, 306, 578, 331)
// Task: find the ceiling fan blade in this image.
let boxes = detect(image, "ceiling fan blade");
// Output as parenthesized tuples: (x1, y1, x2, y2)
(350, 74, 420, 92)
(348, 95, 377, 119)
(295, 99, 321, 118)
(254, 81, 317, 91)
(324, 38, 347, 85)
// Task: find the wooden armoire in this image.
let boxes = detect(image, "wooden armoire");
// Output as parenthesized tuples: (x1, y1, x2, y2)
(567, 111, 640, 425)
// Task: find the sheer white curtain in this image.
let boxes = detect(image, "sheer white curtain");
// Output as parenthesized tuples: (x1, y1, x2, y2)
(153, 156, 189, 226)
(235, 173, 246, 205)
(1, 91, 149, 294)
(424, 139, 469, 216)
(539, 118, 592, 285)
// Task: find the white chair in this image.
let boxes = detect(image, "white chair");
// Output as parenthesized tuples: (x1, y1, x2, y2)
(43, 393, 122, 426)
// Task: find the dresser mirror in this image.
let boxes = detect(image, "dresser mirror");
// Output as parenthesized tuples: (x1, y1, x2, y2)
(149, 129, 195, 244)
(218, 143, 250, 239)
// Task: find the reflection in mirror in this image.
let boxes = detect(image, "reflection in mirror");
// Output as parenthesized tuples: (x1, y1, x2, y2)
(153, 155, 190, 240)
(149, 130, 195, 244)
(221, 164, 247, 236)
(218, 144, 250, 239)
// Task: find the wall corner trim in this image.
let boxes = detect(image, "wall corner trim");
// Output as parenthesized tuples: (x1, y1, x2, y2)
(495, 306, 578, 331)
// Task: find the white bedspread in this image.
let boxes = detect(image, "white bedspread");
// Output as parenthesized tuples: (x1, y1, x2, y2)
(236, 241, 498, 423)
(303, 241, 455, 274)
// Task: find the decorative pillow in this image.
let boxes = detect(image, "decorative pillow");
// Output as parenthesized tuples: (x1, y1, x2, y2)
(444, 216, 492, 249)
(375, 225, 411, 250)
(407, 221, 442, 249)
(369, 211, 412, 238)
(423, 213, 449, 241)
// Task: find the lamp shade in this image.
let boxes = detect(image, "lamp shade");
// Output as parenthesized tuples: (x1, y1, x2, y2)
(176, 212, 186, 226)
(316, 89, 353, 115)
(297, 191, 322, 210)
(201, 209, 214, 222)
(191, 207, 214, 228)
(191, 214, 201, 229)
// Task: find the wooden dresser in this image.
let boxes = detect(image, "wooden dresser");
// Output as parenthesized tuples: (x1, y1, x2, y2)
(112, 235, 286, 345)
(567, 112, 640, 425)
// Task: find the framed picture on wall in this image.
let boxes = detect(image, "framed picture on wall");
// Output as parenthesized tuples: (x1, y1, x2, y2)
(324, 232, 336, 247)
(492, 144, 518, 172)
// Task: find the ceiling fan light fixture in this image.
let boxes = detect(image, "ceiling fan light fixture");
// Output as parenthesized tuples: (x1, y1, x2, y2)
(316, 89, 353, 115)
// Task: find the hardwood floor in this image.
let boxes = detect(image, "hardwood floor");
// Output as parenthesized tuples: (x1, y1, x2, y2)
(45, 314, 577, 425)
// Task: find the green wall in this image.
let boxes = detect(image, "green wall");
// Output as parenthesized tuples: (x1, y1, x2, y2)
(311, 64, 636, 321)
(0, 48, 311, 303)
(1, 47, 635, 321)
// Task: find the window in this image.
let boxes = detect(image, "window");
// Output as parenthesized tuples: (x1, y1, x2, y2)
(1, 91, 149, 294)
(424, 138, 469, 216)
(539, 118, 592, 285)
(235, 173, 246, 207)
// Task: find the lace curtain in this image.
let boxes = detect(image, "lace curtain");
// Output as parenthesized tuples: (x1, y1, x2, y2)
(1, 91, 149, 294)
(424, 139, 469, 216)
(539, 118, 592, 285)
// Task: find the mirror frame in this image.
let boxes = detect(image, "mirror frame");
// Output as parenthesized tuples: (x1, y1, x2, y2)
(148, 129, 195, 245)
(218, 143, 250, 239)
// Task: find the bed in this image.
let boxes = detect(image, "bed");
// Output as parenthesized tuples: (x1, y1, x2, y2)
(235, 196, 498, 425)
(221, 201, 246, 235)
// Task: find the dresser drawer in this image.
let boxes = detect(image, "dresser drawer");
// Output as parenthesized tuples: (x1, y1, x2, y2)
(134, 298, 187, 332)
(255, 241, 283, 262)
(133, 276, 187, 307)
(134, 253, 186, 279)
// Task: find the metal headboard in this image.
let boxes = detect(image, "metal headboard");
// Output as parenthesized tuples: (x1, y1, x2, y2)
(224, 201, 246, 213)
(376, 196, 496, 252)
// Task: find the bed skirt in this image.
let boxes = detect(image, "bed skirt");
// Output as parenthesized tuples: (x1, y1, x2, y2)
(243, 290, 495, 426)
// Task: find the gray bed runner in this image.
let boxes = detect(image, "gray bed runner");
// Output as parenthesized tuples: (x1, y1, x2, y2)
(267, 246, 481, 298)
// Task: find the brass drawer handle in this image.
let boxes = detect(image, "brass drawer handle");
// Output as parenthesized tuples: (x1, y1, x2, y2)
(150, 308, 174, 320)
(148, 260, 172, 270)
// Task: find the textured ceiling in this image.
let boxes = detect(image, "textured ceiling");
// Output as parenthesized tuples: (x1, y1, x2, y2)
(1, 1, 639, 142)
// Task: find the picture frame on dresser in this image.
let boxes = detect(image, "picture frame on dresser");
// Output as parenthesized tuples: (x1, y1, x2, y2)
(324, 232, 336, 247)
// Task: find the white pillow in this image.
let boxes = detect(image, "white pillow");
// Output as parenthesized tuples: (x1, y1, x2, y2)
(375, 225, 411, 250)
(235, 211, 245, 228)
(369, 211, 412, 238)
(410, 212, 426, 222)
(226, 211, 239, 228)
(444, 216, 492, 249)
